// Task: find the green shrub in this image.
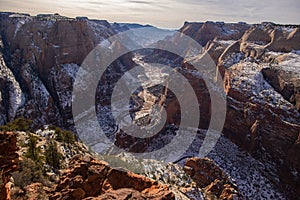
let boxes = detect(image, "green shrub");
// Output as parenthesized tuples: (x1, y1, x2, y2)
(12, 158, 47, 189)
(0, 117, 33, 132)
(50, 126, 76, 145)
(25, 134, 43, 164)
(45, 141, 63, 170)
(62, 130, 76, 145)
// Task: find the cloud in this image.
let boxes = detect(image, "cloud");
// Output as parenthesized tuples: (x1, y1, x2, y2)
(129, 0, 154, 5)
(87, 1, 110, 6)
(0, 0, 299, 28)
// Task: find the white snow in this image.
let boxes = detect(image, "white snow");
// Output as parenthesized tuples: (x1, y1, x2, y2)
(22, 64, 50, 107)
(281, 26, 297, 34)
(61, 63, 79, 80)
(223, 52, 244, 68)
(35, 127, 55, 137)
(277, 53, 300, 75)
(229, 60, 300, 123)
(99, 40, 111, 48)
(87, 20, 114, 43)
(217, 40, 237, 46)
(9, 14, 32, 38)
(0, 54, 23, 120)
(173, 129, 287, 199)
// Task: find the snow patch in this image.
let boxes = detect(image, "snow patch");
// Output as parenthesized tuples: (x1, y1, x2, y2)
(61, 63, 79, 80)
(10, 14, 32, 38)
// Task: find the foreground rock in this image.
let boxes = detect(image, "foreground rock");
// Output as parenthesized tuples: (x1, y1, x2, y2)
(50, 155, 175, 200)
(0, 132, 19, 200)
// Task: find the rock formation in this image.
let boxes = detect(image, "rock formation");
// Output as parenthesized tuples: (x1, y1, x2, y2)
(50, 155, 175, 200)
(261, 53, 300, 110)
(128, 21, 300, 198)
(0, 132, 19, 200)
(0, 12, 116, 129)
(184, 157, 241, 200)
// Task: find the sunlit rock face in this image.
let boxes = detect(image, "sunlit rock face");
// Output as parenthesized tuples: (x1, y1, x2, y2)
(0, 13, 116, 128)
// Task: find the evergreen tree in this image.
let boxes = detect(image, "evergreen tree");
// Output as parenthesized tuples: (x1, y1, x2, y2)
(25, 133, 42, 163)
(54, 127, 64, 142)
(45, 141, 62, 170)
(63, 130, 76, 145)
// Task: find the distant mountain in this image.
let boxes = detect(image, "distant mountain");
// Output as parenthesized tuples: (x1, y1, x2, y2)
(111, 22, 175, 46)
(112, 22, 154, 30)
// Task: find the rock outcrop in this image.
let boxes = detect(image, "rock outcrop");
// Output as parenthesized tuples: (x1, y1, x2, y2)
(222, 61, 300, 198)
(267, 27, 300, 52)
(50, 155, 175, 200)
(181, 22, 300, 66)
(0, 35, 22, 125)
(0, 132, 19, 200)
(184, 158, 241, 200)
(261, 54, 300, 111)
(180, 21, 249, 46)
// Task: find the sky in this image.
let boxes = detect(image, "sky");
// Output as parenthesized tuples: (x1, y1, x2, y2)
(0, 0, 300, 28)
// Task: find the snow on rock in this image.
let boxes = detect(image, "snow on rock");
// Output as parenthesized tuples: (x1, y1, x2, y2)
(23, 64, 50, 107)
(223, 52, 245, 68)
(208, 135, 286, 199)
(175, 129, 287, 199)
(0, 52, 23, 121)
(276, 52, 300, 75)
(229, 60, 299, 123)
(217, 40, 237, 46)
(9, 14, 32, 38)
(87, 20, 115, 43)
(61, 63, 79, 81)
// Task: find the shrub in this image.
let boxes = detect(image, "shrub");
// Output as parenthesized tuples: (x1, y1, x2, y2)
(12, 158, 47, 189)
(45, 141, 63, 171)
(0, 117, 33, 132)
(51, 126, 76, 145)
(62, 130, 76, 145)
(25, 133, 43, 164)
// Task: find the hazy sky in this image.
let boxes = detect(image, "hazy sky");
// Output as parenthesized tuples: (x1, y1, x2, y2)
(1, 0, 299, 28)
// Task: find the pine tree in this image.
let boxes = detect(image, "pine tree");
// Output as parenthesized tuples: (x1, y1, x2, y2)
(25, 133, 42, 163)
(63, 130, 76, 145)
(45, 141, 62, 170)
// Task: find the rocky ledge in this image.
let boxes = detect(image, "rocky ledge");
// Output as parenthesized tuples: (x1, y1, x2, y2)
(50, 155, 175, 200)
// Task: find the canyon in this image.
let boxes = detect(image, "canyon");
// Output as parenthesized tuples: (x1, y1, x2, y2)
(0, 12, 299, 199)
